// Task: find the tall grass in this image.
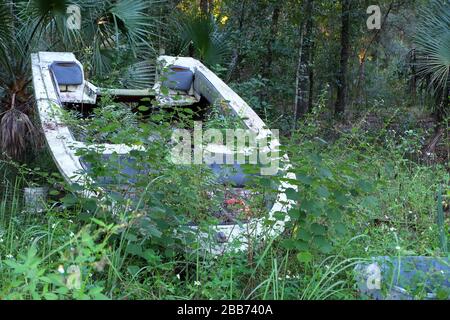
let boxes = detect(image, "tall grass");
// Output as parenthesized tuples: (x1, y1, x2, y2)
(437, 185, 448, 254)
(0, 112, 447, 300)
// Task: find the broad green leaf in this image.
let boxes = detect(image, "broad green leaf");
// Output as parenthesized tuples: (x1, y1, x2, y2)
(311, 223, 327, 236)
(297, 228, 312, 241)
(319, 167, 333, 179)
(126, 244, 143, 256)
(127, 265, 140, 276)
(285, 188, 300, 201)
(317, 185, 330, 198)
(296, 174, 313, 185)
(314, 236, 333, 254)
(297, 251, 313, 263)
(138, 105, 149, 112)
(334, 223, 347, 236)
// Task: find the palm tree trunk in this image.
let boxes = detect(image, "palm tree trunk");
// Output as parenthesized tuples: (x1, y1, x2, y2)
(335, 0, 350, 116)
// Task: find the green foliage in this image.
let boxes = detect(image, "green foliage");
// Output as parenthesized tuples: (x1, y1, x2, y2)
(34, 0, 67, 15)
(1, 104, 448, 299)
(437, 185, 448, 255)
(414, 0, 450, 94)
(272, 107, 367, 258)
(49, 0, 162, 77)
(1, 0, 449, 301)
(414, 0, 450, 118)
(0, 0, 162, 160)
(172, 13, 229, 67)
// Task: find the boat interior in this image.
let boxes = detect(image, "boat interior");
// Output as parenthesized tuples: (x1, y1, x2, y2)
(32, 52, 284, 226)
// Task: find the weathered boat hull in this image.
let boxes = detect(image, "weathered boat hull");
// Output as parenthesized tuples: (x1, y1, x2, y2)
(31, 52, 296, 254)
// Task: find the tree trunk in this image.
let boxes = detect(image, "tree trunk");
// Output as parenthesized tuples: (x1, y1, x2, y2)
(200, 0, 213, 15)
(262, 3, 281, 80)
(308, 39, 316, 113)
(410, 49, 417, 98)
(294, 0, 314, 122)
(335, 0, 350, 116)
(259, 2, 281, 109)
(226, 0, 247, 82)
(355, 3, 394, 107)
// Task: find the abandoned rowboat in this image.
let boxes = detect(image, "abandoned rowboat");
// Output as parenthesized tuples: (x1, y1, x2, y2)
(31, 52, 296, 254)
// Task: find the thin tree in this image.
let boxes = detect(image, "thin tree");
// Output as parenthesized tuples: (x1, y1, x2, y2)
(294, 0, 314, 122)
(259, 1, 282, 110)
(200, 0, 213, 15)
(226, 0, 248, 81)
(334, 0, 350, 116)
(262, 2, 281, 80)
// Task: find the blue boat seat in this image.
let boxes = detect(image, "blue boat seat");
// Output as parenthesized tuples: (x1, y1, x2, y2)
(50, 61, 83, 86)
(161, 65, 194, 92)
(209, 162, 251, 188)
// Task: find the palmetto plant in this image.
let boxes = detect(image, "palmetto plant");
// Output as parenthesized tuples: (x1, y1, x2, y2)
(0, 0, 55, 159)
(173, 13, 229, 67)
(414, 0, 450, 120)
(0, 0, 162, 159)
(42, 0, 163, 78)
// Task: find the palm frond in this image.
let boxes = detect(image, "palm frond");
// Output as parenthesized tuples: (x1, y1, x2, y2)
(0, 108, 38, 159)
(176, 14, 229, 67)
(414, 0, 450, 93)
(65, 0, 161, 76)
(110, 0, 156, 48)
(0, 0, 164, 159)
(0, 1, 12, 44)
(120, 61, 156, 88)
